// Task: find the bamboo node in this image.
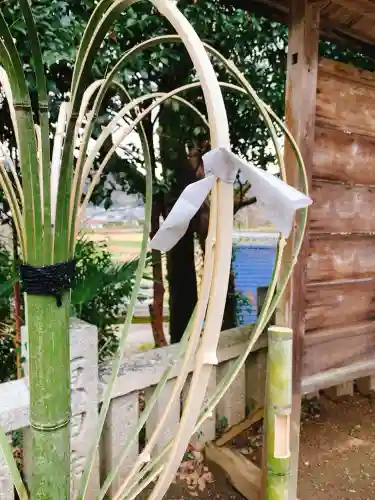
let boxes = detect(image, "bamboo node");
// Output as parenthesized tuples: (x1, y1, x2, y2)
(268, 326, 293, 341)
(199, 350, 218, 365)
(140, 451, 151, 463)
(12, 101, 32, 110)
(271, 404, 292, 416)
(38, 101, 49, 111)
(267, 467, 291, 477)
(30, 417, 70, 432)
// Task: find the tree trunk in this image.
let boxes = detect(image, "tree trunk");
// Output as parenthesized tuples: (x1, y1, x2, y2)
(167, 229, 197, 344)
(143, 115, 168, 347)
(159, 102, 198, 344)
(149, 201, 168, 347)
(12, 220, 22, 379)
(191, 144, 237, 330)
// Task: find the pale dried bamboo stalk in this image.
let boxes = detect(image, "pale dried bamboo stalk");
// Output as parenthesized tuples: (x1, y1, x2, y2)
(108, 1, 231, 498)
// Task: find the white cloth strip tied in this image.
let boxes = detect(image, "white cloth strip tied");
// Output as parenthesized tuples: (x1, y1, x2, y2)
(150, 147, 312, 252)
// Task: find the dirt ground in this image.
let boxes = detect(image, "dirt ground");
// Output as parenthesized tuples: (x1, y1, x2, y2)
(298, 392, 375, 500)
(141, 391, 375, 499)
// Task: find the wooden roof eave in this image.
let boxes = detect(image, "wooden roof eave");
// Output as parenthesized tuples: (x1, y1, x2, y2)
(222, 0, 375, 64)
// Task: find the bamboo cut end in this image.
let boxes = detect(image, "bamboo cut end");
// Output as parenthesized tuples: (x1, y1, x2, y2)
(268, 325, 293, 341)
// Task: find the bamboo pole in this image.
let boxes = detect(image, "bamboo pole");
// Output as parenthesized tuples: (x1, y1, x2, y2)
(265, 326, 293, 500)
(26, 294, 71, 498)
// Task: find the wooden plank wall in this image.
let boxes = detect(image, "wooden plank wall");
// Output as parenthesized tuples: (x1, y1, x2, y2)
(303, 58, 375, 376)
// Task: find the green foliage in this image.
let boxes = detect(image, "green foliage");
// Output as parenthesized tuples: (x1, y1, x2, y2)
(234, 290, 253, 326)
(72, 238, 143, 360)
(0, 1, 289, 212)
(319, 39, 375, 71)
(0, 242, 13, 321)
(0, 243, 17, 382)
(0, 238, 142, 377)
(218, 415, 228, 431)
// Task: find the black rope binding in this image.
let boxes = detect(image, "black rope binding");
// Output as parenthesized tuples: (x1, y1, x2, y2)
(20, 260, 76, 307)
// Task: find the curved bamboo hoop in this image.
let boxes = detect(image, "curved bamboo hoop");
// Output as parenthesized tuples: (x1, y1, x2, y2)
(116, 89, 307, 500)
(0, 67, 24, 206)
(111, 41, 301, 500)
(77, 92, 207, 204)
(76, 86, 155, 500)
(84, 71, 288, 498)
(146, 71, 286, 500)
(80, 34, 308, 498)
(76, 84, 211, 236)
(77, 2, 232, 498)
(67, 78, 194, 500)
(106, 48, 308, 499)
(76, 71, 305, 500)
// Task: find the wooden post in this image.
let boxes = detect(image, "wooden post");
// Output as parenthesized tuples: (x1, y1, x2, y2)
(325, 382, 354, 400)
(273, 2, 321, 499)
(246, 348, 267, 409)
(356, 376, 375, 396)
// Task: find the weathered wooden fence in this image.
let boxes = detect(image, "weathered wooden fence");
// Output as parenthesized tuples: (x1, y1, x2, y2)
(0, 319, 268, 498)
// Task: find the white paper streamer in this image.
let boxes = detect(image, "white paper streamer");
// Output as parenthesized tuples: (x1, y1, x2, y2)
(150, 147, 312, 251)
(149, 176, 217, 252)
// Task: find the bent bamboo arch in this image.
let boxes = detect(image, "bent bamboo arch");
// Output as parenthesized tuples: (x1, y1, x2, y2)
(77, 34, 308, 500)
(74, 2, 234, 499)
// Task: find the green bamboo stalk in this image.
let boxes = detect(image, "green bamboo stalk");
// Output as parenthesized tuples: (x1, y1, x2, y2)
(1, 4, 71, 497)
(0, 71, 25, 205)
(0, 12, 42, 263)
(56, 0, 129, 255)
(26, 293, 71, 499)
(18, 0, 52, 262)
(265, 326, 293, 500)
(70, 0, 123, 99)
(0, 163, 26, 256)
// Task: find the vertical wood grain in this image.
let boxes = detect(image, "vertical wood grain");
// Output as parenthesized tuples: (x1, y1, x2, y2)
(274, 2, 321, 499)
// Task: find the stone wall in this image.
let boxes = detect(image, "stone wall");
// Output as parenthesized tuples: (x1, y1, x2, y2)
(0, 320, 267, 498)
